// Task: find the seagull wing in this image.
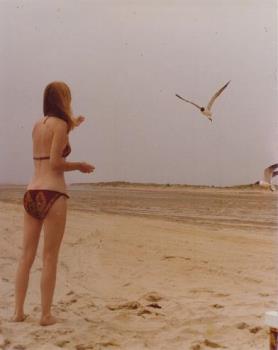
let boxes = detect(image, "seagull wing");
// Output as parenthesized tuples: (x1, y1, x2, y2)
(269, 163, 278, 172)
(263, 165, 276, 183)
(175, 94, 202, 110)
(206, 81, 230, 111)
(266, 163, 278, 182)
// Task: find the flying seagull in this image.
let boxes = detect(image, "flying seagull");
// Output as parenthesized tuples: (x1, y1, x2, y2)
(175, 80, 230, 122)
(258, 163, 278, 191)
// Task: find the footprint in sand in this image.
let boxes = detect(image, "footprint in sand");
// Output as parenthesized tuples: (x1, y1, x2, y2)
(10, 345, 26, 350)
(204, 339, 226, 348)
(84, 317, 98, 324)
(97, 341, 120, 347)
(58, 296, 78, 307)
(137, 308, 152, 316)
(211, 304, 224, 309)
(106, 300, 164, 319)
(56, 329, 74, 335)
(107, 301, 141, 311)
(249, 326, 262, 334)
(122, 282, 131, 287)
(75, 345, 94, 350)
(191, 345, 201, 350)
(142, 291, 164, 302)
(76, 342, 119, 349)
(58, 299, 76, 307)
(236, 322, 249, 330)
(55, 340, 70, 347)
(58, 292, 96, 312)
(146, 303, 162, 309)
(236, 322, 262, 334)
(162, 255, 191, 261)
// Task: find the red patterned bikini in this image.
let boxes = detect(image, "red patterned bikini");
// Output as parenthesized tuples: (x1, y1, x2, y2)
(23, 190, 69, 220)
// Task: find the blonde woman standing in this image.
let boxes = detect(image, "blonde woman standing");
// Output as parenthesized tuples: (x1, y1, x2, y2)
(13, 81, 95, 326)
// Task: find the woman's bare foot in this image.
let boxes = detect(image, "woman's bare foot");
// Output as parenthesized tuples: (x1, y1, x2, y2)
(10, 314, 28, 322)
(40, 314, 57, 326)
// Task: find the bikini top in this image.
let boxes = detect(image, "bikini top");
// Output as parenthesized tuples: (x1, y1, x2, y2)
(33, 116, 71, 160)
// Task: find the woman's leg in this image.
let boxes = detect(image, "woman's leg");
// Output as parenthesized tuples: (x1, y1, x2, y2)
(40, 195, 67, 326)
(13, 211, 42, 321)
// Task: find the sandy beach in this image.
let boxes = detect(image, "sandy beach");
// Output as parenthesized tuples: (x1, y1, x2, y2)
(0, 183, 277, 350)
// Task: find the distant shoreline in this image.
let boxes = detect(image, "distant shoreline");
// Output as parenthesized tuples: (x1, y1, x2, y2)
(0, 181, 275, 191)
(70, 181, 276, 190)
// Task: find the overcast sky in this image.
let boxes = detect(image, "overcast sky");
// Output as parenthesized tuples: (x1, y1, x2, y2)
(0, 0, 277, 186)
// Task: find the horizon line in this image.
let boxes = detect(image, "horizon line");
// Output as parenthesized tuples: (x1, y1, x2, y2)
(0, 180, 268, 190)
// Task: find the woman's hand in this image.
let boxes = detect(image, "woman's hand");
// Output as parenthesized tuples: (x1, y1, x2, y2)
(73, 115, 86, 127)
(78, 162, 95, 173)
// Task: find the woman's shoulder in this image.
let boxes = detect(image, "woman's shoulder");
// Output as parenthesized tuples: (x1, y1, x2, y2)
(44, 115, 68, 129)
(32, 116, 68, 135)
(47, 117, 69, 138)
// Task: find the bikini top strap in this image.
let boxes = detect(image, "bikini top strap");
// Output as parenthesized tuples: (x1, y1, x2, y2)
(43, 116, 49, 124)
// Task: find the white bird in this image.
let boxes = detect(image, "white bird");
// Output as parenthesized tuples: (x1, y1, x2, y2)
(258, 163, 278, 191)
(175, 80, 230, 122)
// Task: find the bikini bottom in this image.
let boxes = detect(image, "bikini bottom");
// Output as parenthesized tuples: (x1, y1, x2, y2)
(23, 189, 69, 220)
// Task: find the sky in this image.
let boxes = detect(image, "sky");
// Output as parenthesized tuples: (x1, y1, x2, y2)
(0, 0, 277, 186)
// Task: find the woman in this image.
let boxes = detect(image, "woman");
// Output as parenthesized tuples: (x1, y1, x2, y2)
(12, 81, 95, 326)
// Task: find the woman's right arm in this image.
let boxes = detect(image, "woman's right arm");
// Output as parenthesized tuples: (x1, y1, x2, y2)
(49, 122, 93, 173)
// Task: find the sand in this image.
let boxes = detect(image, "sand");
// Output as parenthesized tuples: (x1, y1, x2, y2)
(0, 184, 277, 350)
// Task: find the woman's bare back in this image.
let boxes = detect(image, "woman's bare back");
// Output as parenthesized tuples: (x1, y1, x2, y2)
(28, 116, 69, 192)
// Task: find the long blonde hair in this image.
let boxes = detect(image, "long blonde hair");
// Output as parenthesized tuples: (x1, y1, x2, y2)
(43, 81, 75, 132)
